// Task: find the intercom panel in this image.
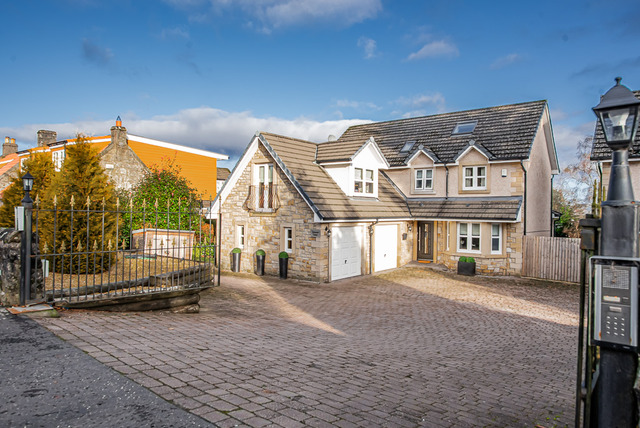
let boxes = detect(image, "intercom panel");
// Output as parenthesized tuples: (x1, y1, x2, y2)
(593, 260, 638, 350)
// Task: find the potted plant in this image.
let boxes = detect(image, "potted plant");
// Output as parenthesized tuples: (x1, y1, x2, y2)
(255, 249, 266, 276)
(279, 251, 289, 279)
(457, 256, 476, 276)
(231, 248, 242, 272)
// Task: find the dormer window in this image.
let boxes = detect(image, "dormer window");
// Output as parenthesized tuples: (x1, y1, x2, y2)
(452, 121, 477, 135)
(354, 167, 374, 195)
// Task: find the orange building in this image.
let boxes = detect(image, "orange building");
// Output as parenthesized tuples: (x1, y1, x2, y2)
(12, 118, 228, 201)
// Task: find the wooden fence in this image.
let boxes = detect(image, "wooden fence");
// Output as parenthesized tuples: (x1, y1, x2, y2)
(522, 236, 581, 283)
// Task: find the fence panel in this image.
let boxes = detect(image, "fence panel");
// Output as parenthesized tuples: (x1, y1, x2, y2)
(522, 236, 580, 283)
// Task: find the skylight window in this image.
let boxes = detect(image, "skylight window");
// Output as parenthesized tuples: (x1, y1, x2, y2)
(400, 141, 415, 153)
(452, 121, 477, 135)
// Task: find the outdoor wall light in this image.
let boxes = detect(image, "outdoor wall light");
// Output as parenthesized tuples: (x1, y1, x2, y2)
(22, 172, 34, 193)
(593, 77, 640, 150)
(407, 224, 413, 232)
(325, 226, 331, 237)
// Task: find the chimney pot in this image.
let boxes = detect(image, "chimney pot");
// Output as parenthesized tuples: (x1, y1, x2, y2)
(3, 136, 18, 157)
(116, 115, 122, 127)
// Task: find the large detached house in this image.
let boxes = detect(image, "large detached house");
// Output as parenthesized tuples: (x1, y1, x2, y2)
(591, 90, 640, 197)
(214, 100, 559, 282)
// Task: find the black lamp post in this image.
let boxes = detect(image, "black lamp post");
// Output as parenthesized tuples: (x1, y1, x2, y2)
(592, 77, 640, 427)
(19, 172, 34, 306)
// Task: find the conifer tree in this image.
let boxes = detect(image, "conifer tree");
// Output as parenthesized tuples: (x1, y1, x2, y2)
(0, 151, 55, 228)
(39, 136, 118, 274)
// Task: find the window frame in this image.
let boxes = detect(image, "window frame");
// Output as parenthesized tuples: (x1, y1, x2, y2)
(452, 120, 477, 135)
(52, 149, 65, 172)
(284, 227, 293, 253)
(237, 224, 245, 249)
(414, 168, 434, 191)
(354, 167, 375, 195)
(457, 222, 481, 253)
(462, 166, 487, 191)
(491, 223, 502, 254)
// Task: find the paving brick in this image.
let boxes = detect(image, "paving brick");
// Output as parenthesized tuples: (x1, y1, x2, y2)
(36, 267, 578, 427)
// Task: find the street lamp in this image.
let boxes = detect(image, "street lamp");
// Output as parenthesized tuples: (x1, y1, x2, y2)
(592, 77, 640, 427)
(19, 172, 34, 306)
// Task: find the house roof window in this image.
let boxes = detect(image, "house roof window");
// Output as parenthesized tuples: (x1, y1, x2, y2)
(452, 121, 477, 135)
(400, 141, 415, 153)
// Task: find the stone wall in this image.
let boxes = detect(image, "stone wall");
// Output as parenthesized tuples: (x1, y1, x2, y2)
(0, 228, 44, 306)
(220, 145, 329, 282)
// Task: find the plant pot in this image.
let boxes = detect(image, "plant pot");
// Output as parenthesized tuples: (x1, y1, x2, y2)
(255, 254, 265, 276)
(231, 252, 241, 272)
(457, 261, 476, 276)
(279, 257, 288, 279)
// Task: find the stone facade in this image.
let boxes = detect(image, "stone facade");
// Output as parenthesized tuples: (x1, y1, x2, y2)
(99, 125, 148, 191)
(220, 145, 329, 282)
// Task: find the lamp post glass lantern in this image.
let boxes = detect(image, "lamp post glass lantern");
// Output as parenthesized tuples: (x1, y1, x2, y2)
(593, 77, 640, 149)
(22, 172, 34, 193)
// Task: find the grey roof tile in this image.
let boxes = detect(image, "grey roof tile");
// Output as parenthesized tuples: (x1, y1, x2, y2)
(317, 100, 547, 166)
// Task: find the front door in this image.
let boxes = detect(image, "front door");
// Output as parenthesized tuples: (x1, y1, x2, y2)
(417, 221, 434, 261)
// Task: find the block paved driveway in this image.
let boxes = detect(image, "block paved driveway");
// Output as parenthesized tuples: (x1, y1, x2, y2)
(37, 266, 579, 427)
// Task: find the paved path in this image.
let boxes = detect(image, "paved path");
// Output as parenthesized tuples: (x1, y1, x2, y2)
(35, 267, 579, 427)
(0, 307, 212, 428)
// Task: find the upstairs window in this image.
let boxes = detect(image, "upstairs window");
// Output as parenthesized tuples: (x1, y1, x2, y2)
(463, 166, 486, 190)
(415, 169, 433, 191)
(52, 150, 65, 172)
(452, 121, 477, 135)
(354, 167, 375, 195)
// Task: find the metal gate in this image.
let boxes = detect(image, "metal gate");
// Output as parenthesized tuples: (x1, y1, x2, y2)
(24, 195, 220, 307)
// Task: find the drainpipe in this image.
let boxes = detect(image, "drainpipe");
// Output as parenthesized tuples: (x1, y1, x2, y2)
(444, 163, 449, 198)
(597, 161, 603, 215)
(369, 219, 379, 274)
(550, 175, 554, 237)
(520, 160, 527, 235)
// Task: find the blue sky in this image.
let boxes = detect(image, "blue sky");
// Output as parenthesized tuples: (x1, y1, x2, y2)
(2, 0, 639, 170)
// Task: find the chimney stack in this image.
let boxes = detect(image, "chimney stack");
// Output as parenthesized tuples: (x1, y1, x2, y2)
(111, 115, 127, 148)
(37, 130, 57, 147)
(2, 136, 18, 157)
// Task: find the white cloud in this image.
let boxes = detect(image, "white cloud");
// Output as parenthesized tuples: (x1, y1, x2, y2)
(357, 36, 377, 59)
(490, 53, 523, 70)
(394, 93, 446, 113)
(164, 0, 381, 31)
(0, 107, 370, 168)
(407, 40, 458, 61)
(335, 99, 380, 110)
(160, 27, 190, 40)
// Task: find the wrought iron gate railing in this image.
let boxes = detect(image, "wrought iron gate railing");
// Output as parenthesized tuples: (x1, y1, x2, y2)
(28, 195, 219, 305)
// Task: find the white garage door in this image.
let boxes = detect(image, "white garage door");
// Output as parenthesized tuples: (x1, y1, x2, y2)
(374, 224, 398, 272)
(331, 226, 362, 281)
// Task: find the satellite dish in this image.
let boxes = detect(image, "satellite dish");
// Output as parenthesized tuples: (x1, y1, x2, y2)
(327, 134, 337, 142)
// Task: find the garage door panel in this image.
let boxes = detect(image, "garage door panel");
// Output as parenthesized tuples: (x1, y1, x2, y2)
(331, 226, 362, 281)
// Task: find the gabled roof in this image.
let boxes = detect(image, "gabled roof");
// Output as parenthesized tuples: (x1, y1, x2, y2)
(591, 90, 640, 161)
(319, 100, 548, 167)
(260, 132, 410, 221)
